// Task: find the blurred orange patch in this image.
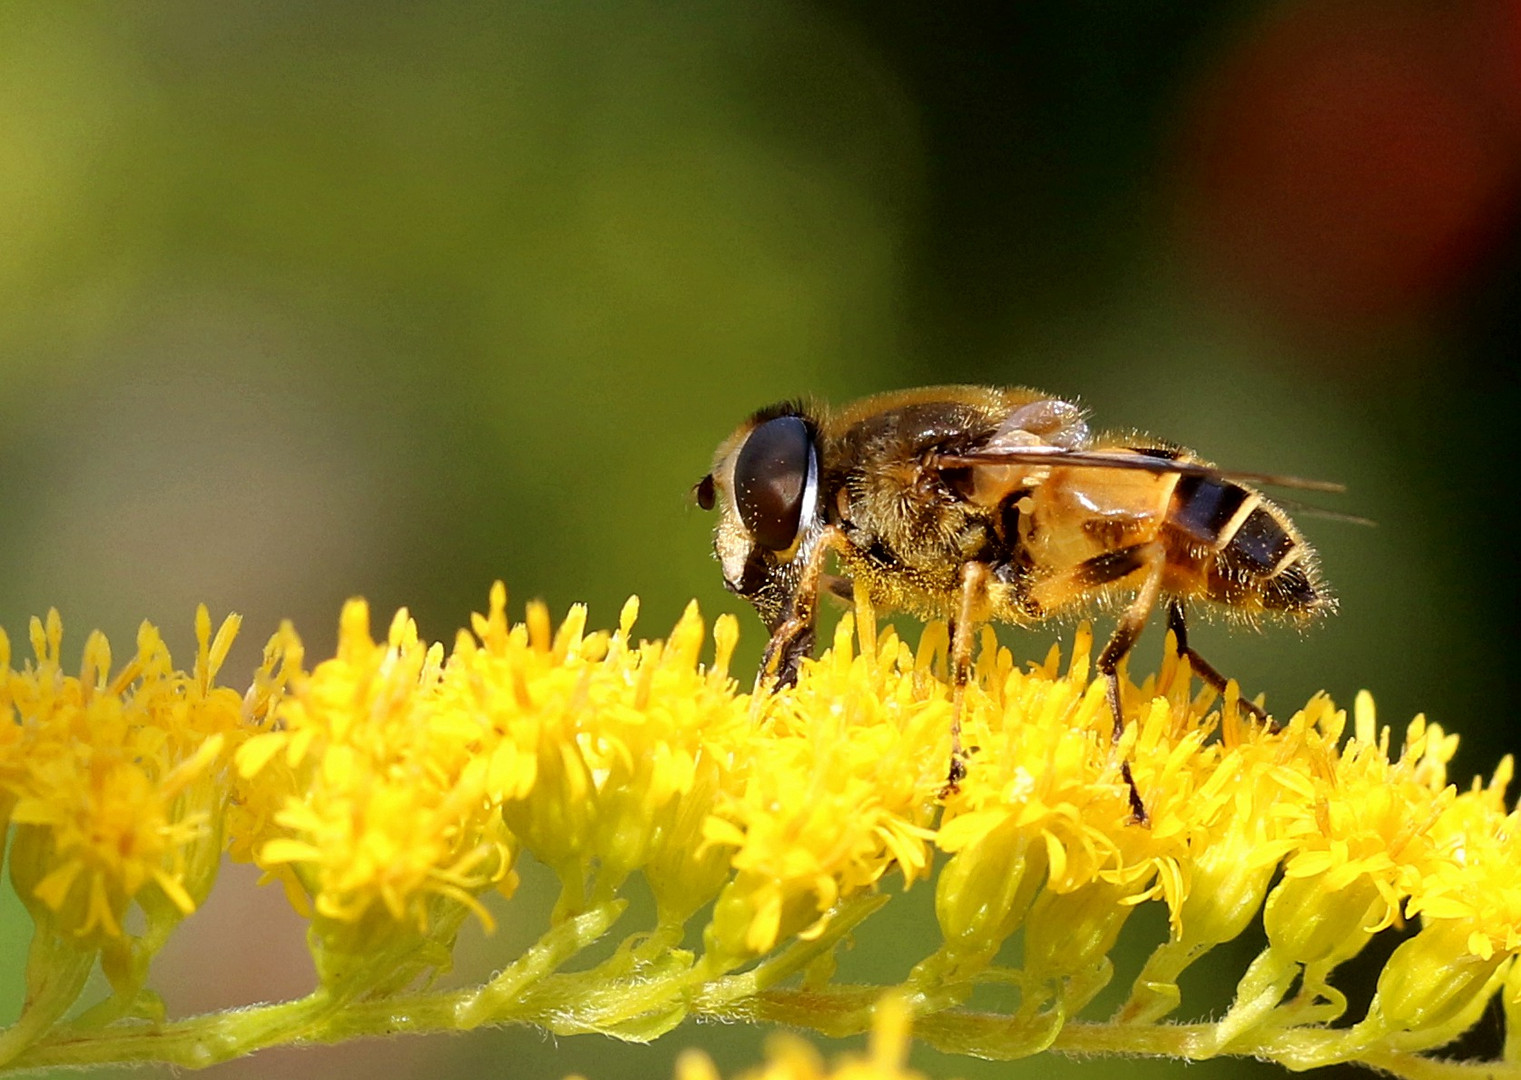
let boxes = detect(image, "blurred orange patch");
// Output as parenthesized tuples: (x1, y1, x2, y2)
(1173, 0, 1521, 330)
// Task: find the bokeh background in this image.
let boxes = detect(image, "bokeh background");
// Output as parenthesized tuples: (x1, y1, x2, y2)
(1, 2, 1519, 1078)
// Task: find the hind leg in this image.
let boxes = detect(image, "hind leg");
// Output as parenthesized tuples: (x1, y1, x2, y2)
(1164, 600, 1270, 727)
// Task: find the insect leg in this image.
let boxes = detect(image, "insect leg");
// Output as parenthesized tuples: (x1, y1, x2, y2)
(821, 573, 855, 603)
(1164, 600, 1271, 727)
(758, 526, 848, 690)
(943, 561, 992, 795)
(1089, 542, 1167, 826)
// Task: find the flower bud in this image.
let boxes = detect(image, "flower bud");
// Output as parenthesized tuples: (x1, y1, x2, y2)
(1365, 919, 1506, 1043)
(1262, 871, 1384, 968)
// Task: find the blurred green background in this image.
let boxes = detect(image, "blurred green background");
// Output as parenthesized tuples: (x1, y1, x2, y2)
(1, 2, 1518, 1077)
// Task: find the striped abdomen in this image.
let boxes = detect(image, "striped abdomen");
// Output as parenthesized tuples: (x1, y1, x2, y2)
(1162, 473, 1329, 617)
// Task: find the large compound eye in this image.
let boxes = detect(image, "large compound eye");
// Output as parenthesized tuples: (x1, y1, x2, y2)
(733, 415, 815, 551)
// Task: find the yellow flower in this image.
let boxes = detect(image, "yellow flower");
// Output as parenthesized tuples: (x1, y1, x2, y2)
(3, 607, 250, 945)
(3, 585, 1520, 1080)
(469, 590, 755, 925)
(704, 615, 940, 962)
(232, 597, 517, 988)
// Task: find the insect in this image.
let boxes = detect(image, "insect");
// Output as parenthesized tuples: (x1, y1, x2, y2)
(693, 385, 1338, 822)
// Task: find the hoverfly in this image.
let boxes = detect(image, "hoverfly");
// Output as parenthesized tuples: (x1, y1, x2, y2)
(694, 386, 1337, 821)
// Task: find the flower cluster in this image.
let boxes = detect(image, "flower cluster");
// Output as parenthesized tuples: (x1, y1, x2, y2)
(1, 609, 250, 942)
(0, 585, 1518, 1079)
(0, 606, 279, 1056)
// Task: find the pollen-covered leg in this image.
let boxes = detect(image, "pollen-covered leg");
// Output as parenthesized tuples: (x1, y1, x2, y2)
(941, 561, 992, 797)
(758, 620, 815, 690)
(1164, 601, 1271, 728)
(758, 526, 848, 690)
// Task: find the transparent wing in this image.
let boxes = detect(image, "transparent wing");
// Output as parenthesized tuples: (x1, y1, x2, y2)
(933, 445, 1347, 494)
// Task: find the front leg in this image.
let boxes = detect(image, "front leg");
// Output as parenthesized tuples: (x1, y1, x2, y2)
(758, 619, 815, 690)
(757, 526, 849, 690)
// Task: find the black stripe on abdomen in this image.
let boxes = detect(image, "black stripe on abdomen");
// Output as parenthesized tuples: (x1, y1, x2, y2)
(1170, 474, 1250, 545)
(1230, 506, 1297, 571)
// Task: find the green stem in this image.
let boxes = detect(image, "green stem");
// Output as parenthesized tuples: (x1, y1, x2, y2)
(0, 945, 95, 1067)
(453, 898, 626, 1029)
(697, 991, 1521, 1080)
(2, 900, 623, 1071)
(4, 993, 336, 1070)
(6, 978, 1521, 1078)
(694, 892, 891, 1015)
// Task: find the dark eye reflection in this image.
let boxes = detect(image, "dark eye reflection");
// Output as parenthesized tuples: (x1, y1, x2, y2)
(733, 415, 811, 550)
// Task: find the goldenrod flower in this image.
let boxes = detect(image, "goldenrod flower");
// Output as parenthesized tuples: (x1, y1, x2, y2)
(704, 615, 940, 962)
(0, 606, 269, 1064)
(0, 585, 1518, 1080)
(233, 597, 517, 989)
(1, 608, 253, 942)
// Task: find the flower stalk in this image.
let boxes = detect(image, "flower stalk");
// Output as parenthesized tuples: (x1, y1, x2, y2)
(0, 584, 1518, 1078)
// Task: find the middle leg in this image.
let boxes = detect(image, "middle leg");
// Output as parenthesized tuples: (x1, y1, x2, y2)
(1031, 541, 1163, 824)
(1092, 543, 1168, 826)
